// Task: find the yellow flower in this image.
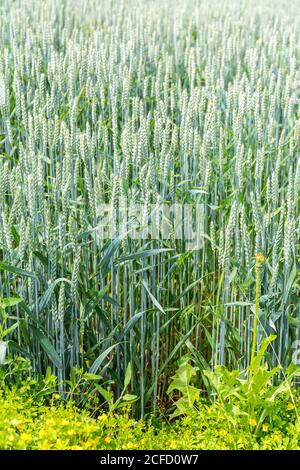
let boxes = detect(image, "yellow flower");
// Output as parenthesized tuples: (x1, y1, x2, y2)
(46, 418, 55, 426)
(53, 393, 61, 400)
(83, 424, 95, 433)
(84, 441, 96, 449)
(98, 414, 108, 422)
(262, 424, 269, 432)
(169, 440, 177, 449)
(10, 419, 22, 427)
(255, 253, 265, 266)
(219, 429, 227, 437)
(273, 434, 281, 443)
(104, 436, 112, 443)
(237, 437, 244, 447)
(287, 402, 295, 411)
(55, 439, 66, 450)
(249, 418, 257, 427)
(19, 433, 32, 445)
(125, 443, 138, 449)
(67, 429, 76, 436)
(39, 429, 48, 438)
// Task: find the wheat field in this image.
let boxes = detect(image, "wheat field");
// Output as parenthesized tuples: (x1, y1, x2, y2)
(0, 0, 299, 416)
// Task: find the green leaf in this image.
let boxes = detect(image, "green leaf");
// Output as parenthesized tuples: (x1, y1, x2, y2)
(39, 278, 71, 313)
(0, 152, 15, 162)
(174, 278, 203, 302)
(249, 335, 277, 375)
(95, 384, 113, 404)
(167, 357, 200, 418)
(141, 281, 165, 314)
(1, 322, 19, 338)
(82, 373, 102, 381)
(39, 284, 56, 312)
(30, 326, 61, 368)
(19, 301, 43, 328)
(160, 324, 197, 372)
(0, 262, 36, 278)
(122, 394, 138, 402)
(124, 362, 132, 388)
(167, 358, 197, 395)
(100, 237, 123, 277)
(116, 248, 173, 264)
(283, 264, 297, 304)
(0, 296, 23, 309)
(11, 226, 20, 245)
(89, 344, 119, 374)
(7, 340, 33, 359)
(120, 310, 150, 339)
(33, 251, 48, 268)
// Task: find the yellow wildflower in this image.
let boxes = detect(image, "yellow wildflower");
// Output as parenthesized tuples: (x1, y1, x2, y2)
(237, 437, 244, 449)
(83, 424, 95, 433)
(262, 424, 269, 432)
(98, 414, 108, 422)
(249, 418, 257, 427)
(39, 429, 48, 438)
(10, 419, 22, 427)
(125, 443, 138, 449)
(19, 433, 32, 445)
(54, 439, 66, 450)
(287, 403, 295, 411)
(255, 253, 265, 266)
(46, 418, 55, 426)
(84, 441, 96, 449)
(104, 436, 112, 443)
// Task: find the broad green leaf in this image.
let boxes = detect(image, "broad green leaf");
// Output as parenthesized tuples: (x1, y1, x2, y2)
(249, 335, 277, 376)
(95, 384, 113, 404)
(82, 373, 102, 381)
(1, 322, 19, 338)
(122, 394, 138, 401)
(0, 296, 23, 309)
